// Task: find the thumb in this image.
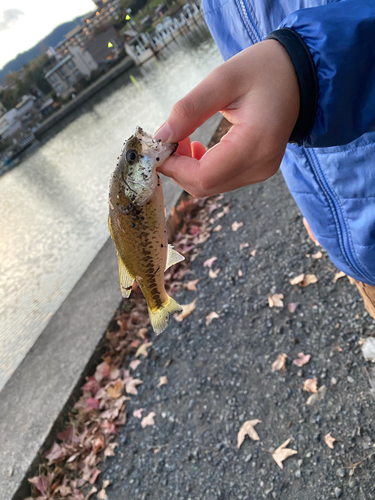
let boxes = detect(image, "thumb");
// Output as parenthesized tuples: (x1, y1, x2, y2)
(154, 65, 237, 143)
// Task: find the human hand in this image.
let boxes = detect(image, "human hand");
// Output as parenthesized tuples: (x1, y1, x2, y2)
(154, 40, 300, 197)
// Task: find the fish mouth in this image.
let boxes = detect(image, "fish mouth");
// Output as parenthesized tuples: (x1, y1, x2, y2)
(135, 126, 178, 157)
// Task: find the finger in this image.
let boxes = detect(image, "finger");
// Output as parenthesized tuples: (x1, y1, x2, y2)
(175, 137, 192, 157)
(191, 141, 206, 160)
(153, 49, 254, 143)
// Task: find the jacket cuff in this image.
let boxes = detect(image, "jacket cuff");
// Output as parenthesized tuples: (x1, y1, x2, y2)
(266, 28, 318, 145)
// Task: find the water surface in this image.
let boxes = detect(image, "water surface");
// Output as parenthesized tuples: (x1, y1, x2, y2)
(0, 36, 223, 390)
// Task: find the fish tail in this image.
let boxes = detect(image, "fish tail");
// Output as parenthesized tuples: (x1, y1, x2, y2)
(148, 295, 182, 335)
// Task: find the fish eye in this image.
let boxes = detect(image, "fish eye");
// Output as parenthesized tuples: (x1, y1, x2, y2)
(126, 149, 138, 163)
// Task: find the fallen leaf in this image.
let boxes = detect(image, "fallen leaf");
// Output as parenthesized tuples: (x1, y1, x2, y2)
(232, 221, 243, 231)
(135, 342, 153, 358)
(213, 225, 222, 232)
(97, 488, 107, 500)
(238, 270, 243, 277)
(324, 433, 336, 449)
(45, 442, 65, 464)
(125, 378, 143, 395)
(107, 380, 123, 399)
(290, 274, 305, 285)
(206, 311, 219, 326)
(250, 249, 257, 257)
(237, 419, 262, 448)
(361, 337, 375, 362)
(303, 378, 318, 393)
(272, 353, 287, 372)
(209, 268, 220, 278)
(141, 412, 156, 428)
(203, 256, 217, 268)
(272, 438, 298, 469)
(157, 376, 168, 387)
(185, 279, 200, 291)
(129, 359, 141, 371)
(239, 242, 249, 250)
(133, 408, 144, 418)
(287, 303, 297, 313)
(300, 274, 318, 287)
(293, 353, 311, 367)
(306, 385, 327, 405)
(104, 443, 118, 458)
(137, 327, 148, 340)
(174, 298, 198, 322)
(268, 294, 284, 308)
(223, 205, 231, 214)
(333, 271, 346, 283)
(312, 251, 323, 259)
(86, 486, 98, 498)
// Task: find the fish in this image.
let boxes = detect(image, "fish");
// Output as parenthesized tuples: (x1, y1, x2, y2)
(108, 126, 185, 334)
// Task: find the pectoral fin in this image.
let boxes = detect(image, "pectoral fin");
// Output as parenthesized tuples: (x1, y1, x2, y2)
(165, 244, 185, 271)
(118, 257, 134, 298)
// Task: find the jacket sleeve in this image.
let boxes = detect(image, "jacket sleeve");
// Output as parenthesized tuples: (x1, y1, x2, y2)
(270, 0, 375, 148)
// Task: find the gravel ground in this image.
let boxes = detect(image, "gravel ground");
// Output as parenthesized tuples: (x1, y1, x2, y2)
(99, 170, 375, 500)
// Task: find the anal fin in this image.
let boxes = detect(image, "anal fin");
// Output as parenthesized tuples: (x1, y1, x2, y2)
(118, 257, 134, 298)
(165, 244, 184, 271)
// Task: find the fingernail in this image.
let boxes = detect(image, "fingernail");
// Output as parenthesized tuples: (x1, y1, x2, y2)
(154, 122, 172, 143)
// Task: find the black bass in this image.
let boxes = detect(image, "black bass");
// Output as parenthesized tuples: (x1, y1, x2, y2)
(108, 127, 184, 334)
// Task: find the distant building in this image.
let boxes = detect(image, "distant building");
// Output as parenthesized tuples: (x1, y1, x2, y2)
(84, 26, 123, 64)
(15, 95, 37, 121)
(0, 109, 22, 139)
(44, 47, 98, 99)
(55, 0, 122, 57)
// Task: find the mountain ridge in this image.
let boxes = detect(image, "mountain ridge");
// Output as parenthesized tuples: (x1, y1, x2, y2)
(0, 14, 90, 85)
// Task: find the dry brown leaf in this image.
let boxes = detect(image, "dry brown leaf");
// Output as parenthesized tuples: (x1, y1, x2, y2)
(129, 359, 141, 371)
(232, 221, 243, 231)
(174, 298, 198, 322)
(272, 438, 298, 469)
(239, 242, 249, 250)
(324, 433, 336, 449)
(107, 380, 123, 399)
(250, 249, 257, 257)
(157, 376, 168, 387)
(293, 352, 311, 367)
(303, 378, 318, 393)
(213, 225, 222, 232)
(272, 353, 287, 372)
(300, 274, 318, 287)
(312, 251, 323, 259)
(203, 256, 217, 268)
(137, 327, 148, 340)
(103, 443, 118, 458)
(206, 311, 219, 326)
(125, 378, 143, 395)
(185, 279, 200, 291)
(237, 419, 262, 448)
(268, 294, 284, 308)
(290, 274, 305, 285)
(141, 412, 156, 428)
(135, 342, 153, 358)
(133, 408, 144, 418)
(97, 488, 107, 500)
(333, 271, 346, 283)
(209, 268, 220, 279)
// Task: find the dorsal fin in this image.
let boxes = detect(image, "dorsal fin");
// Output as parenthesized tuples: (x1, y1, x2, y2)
(165, 244, 185, 271)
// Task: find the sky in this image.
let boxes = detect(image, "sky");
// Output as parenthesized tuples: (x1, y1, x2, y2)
(0, 0, 96, 69)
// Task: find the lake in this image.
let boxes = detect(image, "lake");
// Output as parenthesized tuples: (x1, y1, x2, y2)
(0, 33, 223, 390)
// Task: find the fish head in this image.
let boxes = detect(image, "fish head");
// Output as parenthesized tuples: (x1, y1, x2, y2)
(117, 126, 177, 206)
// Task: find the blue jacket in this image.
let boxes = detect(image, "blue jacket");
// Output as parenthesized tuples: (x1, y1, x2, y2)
(203, 0, 375, 285)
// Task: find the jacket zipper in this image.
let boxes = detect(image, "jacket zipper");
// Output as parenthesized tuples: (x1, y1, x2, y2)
(305, 149, 372, 283)
(236, 0, 261, 44)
